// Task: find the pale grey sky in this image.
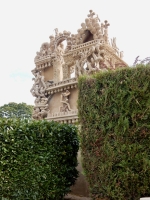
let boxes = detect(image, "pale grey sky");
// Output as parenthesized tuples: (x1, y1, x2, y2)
(0, 0, 149, 106)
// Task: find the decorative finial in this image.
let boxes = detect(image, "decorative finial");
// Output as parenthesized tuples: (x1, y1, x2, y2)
(96, 14, 100, 22)
(104, 20, 110, 28)
(54, 28, 59, 37)
(88, 10, 95, 18)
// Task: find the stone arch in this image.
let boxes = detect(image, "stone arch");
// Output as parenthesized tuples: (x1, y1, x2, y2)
(54, 35, 68, 49)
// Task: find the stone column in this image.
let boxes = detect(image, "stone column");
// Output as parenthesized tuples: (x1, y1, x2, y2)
(53, 60, 62, 82)
(62, 64, 69, 80)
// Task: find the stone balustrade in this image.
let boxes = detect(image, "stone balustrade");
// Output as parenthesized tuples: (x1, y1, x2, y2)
(46, 110, 78, 124)
(71, 39, 102, 51)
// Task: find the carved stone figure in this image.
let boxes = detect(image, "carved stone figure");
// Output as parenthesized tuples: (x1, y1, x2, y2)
(30, 71, 47, 99)
(60, 90, 72, 112)
(102, 20, 110, 44)
(32, 107, 41, 120)
(32, 104, 49, 120)
(40, 97, 48, 105)
(39, 104, 49, 119)
(111, 37, 119, 56)
(34, 96, 41, 106)
(39, 43, 49, 56)
(75, 55, 86, 77)
(120, 51, 124, 59)
(86, 60, 99, 74)
(49, 35, 55, 52)
(34, 52, 41, 61)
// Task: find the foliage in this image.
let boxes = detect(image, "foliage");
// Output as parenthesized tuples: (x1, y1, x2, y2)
(78, 65, 150, 200)
(0, 119, 79, 200)
(133, 56, 150, 66)
(0, 102, 33, 119)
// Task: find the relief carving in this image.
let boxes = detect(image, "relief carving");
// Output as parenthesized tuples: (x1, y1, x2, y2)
(30, 71, 46, 97)
(60, 90, 72, 112)
(32, 104, 49, 120)
(30, 70, 53, 119)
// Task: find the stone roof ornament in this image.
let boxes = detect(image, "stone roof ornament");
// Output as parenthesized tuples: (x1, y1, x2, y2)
(54, 28, 59, 37)
(87, 10, 95, 18)
(102, 20, 110, 44)
(111, 37, 119, 55)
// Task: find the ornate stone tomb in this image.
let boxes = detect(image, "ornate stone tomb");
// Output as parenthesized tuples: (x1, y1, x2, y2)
(31, 10, 128, 123)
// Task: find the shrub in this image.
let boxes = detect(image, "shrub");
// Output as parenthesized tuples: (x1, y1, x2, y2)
(0, 119, 79, 200)
(78, 65, 150, 200)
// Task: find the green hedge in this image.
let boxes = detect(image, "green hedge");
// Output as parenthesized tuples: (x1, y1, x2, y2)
(0, 119, 79, 200)
(78, 65, 150, 200)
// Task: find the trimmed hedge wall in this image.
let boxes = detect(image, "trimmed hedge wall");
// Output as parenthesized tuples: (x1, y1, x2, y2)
(78, 65, 150, 200)
(0, 119, 79, 200)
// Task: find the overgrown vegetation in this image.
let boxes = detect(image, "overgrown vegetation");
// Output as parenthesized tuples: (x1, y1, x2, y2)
(0, 119, 79, 200)
(78, 65, 150, 200)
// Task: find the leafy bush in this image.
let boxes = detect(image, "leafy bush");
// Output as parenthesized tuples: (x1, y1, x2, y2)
(78, 65, 150, 200)
(0, 119, 79, 200)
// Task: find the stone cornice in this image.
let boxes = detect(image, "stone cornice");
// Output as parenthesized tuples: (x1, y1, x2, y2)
(34, 55, 51, 65)
(45, 78, 77, 95)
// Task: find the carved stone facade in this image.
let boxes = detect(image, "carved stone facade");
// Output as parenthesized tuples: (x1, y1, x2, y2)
(31, 10, 128, 123)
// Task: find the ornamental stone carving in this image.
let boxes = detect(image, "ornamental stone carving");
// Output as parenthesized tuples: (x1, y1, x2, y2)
(60, 90, 72, 112)
(31, 10, 128, 123)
